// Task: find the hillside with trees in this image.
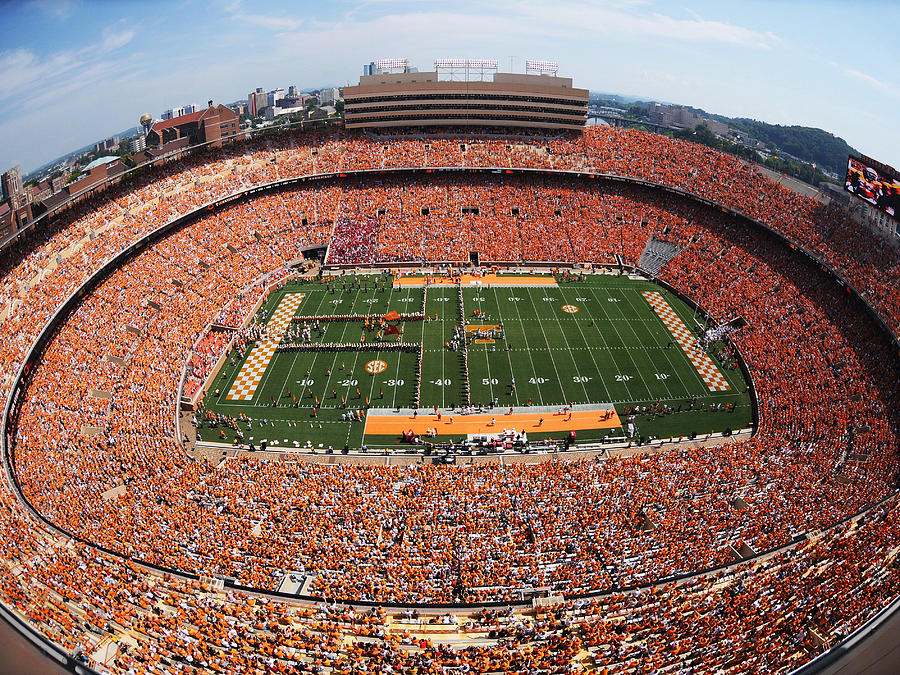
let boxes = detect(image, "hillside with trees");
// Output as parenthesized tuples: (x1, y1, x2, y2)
(719, 119, 855, 176)
(671, 124, 830, 186)
(590, 94, 857, 184)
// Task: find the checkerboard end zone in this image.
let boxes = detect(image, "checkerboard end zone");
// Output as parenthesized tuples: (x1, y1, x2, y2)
(226, 293, 305, 401)
(642, 291, 731, 392)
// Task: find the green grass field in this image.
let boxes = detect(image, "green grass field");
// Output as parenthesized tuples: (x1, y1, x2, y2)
(196, 272, 752, 450)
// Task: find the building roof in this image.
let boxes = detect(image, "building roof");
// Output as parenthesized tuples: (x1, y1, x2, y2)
(148, 137, 191, 157)
(149, 105, 238, 135)
(83, 156, 120, 171)
(42, 191, 69, 211)
(107, 162, 126, 178)
(150, 110, 206, 133)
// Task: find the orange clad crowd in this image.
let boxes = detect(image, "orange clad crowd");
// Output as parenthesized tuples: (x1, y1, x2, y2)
(0, 125, 898, 673)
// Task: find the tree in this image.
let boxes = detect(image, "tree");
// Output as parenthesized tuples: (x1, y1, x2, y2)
(692, 124, 719, 147)
(669, 124, 829, 187)
(628, 103, 649, 119)
(726, 118, 854, 175)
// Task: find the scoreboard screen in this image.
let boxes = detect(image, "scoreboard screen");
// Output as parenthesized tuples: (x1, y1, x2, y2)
(845, 156, 899, 219)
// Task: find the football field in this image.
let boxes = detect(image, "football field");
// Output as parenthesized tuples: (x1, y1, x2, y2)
(197, 272, 752, 450)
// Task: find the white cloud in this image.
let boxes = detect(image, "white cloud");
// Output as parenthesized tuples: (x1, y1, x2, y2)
(0, 23, 138, 124)
(102, 26, 135, 52)
(266, 1, 778, 57)
(841, 67, 900, 99)
(28, 0, 77, 20)
(232, 12, 305, 31)
(502, 2, 779, 48)
(0, 48, 87, 100)
(0, 20, 134, 109)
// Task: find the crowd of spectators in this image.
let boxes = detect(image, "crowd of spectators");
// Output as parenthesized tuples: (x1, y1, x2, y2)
(9, 172, 899, 603)
(0, 125, 898, 672)
(183, 330, 233, 400)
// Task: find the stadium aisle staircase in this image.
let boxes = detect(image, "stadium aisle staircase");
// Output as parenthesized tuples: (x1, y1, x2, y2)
(638, 236, 680, 276)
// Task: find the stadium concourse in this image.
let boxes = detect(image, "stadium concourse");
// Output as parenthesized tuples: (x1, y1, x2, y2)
(0, 126, 898, 674)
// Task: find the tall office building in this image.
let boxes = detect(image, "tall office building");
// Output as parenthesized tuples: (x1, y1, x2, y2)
(319, 87, 341, 105)
(247, 88, 268, 117)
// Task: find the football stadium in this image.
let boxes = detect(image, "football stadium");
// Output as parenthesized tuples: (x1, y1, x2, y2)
(197, 264, 751, 454)
(1, 58, 900, 674)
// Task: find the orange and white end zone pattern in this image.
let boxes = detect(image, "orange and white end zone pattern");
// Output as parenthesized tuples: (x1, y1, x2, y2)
(226, 293, 305, 401)
(642, 291, 731, 392)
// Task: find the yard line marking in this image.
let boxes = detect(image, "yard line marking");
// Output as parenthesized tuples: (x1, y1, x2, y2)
(507, 286, 545, 405)
(561, 287, 614, 405)
(363, 282, 392, 411)
(390, 285, 411, 409)
(464, 290, 498, 405)
(616, 289, 677, 401)
(440, 291, 447, 408)
(586, 287, 640, 401)
(622, 288, 701, 398)
(597, 288, 661, 399)
(274, 289, 331, 405)
(341, 282, 380, 411)
(316, 285, 364, 409)
(226, 293, 305, 400)
(488, 287, 520, 406)
(642, 291, 731, 392)
(525, 287, 581, 404)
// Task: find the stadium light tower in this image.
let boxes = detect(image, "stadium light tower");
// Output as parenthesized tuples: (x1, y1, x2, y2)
(434, 58, 498, 81)
(525, 60, 559, 76)
(373, 58, 409, 74)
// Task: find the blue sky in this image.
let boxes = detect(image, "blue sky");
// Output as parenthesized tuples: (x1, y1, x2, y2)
(1, 0, 898, 174)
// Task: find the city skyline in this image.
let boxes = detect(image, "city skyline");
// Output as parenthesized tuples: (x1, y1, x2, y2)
(1, 0, 898, 175)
